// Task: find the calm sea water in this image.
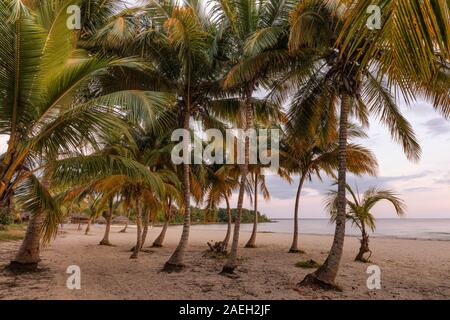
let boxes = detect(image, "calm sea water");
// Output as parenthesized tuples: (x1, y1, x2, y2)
(191, 219, 450, 241)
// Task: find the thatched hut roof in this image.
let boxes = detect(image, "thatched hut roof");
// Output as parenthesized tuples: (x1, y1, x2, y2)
(95, 216, 106, 224)
(112, 215, 129, 225)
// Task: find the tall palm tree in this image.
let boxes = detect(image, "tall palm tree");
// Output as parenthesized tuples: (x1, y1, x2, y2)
(204, 163, 239, 248)
(244, 167, 270, 248)
(283, 125, 378, 253)
(326, 184, 406, 262)
(0, 0, 170, 271)
(286, 0, 421, 288)
(212, 0, 295, 273)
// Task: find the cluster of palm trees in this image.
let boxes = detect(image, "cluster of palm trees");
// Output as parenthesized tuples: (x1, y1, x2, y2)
(0, 0, 447, 289)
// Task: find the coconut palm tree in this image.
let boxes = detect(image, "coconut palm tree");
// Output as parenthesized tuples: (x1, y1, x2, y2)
(285, 0, 421, 288)
(1, 0, 170, 271)
(244, 167, 270, 248)
(204, 163, 240, 248)
(339, 0, 449, 116)
(325, 184, 406, 262)
(212, 0, 295, 274)
(283, 125, 378, 253)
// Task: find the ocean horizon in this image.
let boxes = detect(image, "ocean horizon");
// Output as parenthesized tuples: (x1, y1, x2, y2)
(190, 218, 450, 241)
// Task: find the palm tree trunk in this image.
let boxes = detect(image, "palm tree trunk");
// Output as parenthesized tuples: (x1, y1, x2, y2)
(153, 198, 172, 247)
(100, 198, 113, 246)
(300, 93, 350, 288)
(140, 210, 150, 250)
(119, 209, 130, 233)
(84, 218, 92, 235)
(222, 86, 253, 274)
(355, 223, 371, 262)
(245, 173, 258, 248)
(289, 173, 306, 253)
(152, 219, 169, 247)
(164, 111, 191, 271)
(222, 194, 232, 248)
(130, 199, 142, 259)
(9, 210, 44, 271)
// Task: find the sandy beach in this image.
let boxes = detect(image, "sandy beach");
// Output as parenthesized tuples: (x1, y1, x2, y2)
(1, 224, 449, 300)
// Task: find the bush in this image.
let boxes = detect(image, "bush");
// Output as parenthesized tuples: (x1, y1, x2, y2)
(295, 259, 322, 269)
(0, 208, 14, 225)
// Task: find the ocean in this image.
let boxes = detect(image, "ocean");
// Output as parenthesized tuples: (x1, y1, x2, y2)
(191, 219, 450, 241)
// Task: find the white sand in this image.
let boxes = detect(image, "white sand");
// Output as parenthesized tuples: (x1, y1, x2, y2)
(1, 224, 449, 300)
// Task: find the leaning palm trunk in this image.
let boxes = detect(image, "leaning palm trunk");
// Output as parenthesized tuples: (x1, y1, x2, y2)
(222, 88, 253, 273)
(164, 112, 191, 271)
(130, 199, 142, 259)
(245, 174, 258, 248)
(289, 173, 306, 253)
(9, 211, 44, 271)
(140, 210, 150, 250)
(100, 199, 114, 246)
(84, 218, 92, 235)
(222, 195, 232, 248)
(119, 209, 130, 233)
(355, 224, 371, 262)
(301, 94, 350, 288)
(152, 219, 169, 247)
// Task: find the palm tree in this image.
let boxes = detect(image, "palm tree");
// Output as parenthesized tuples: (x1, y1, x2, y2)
(285, 0, 421, 288)
(283, 125, 378, 253)
(326, 184, 406, 262)
(204, 164, 239, 248)
(152, 196, 174, 247)
(339, 0, 449, 116)
(212, 0, 294, 274)
(244, 167, 270, 248)
(1, 0, 169, 271)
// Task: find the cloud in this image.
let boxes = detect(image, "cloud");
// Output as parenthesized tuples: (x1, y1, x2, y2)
(423, 118, 450, 136)
(265, 171, 430, 200)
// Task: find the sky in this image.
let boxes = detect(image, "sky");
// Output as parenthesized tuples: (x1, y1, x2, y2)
(250, 99, 450, 219)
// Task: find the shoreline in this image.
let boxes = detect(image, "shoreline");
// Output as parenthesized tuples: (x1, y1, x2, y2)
(1, 224, 450, 299)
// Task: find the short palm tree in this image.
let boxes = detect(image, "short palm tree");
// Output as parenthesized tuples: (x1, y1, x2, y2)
(325, 184, 406, 262)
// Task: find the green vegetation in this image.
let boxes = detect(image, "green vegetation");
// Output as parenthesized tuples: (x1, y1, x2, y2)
(295, 260, 322, 269)
(167, 207, 271, 224)
(0, 224, 26, 242)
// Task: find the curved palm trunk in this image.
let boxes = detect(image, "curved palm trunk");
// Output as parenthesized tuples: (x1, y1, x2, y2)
(222, 194, 232, 248)
(140, 210, 150, 250)
(289, 173, 306, 253)
(130, 199, 142, 259)
(355, 223, 371, 262)
(153, 199, 171, 247)
(152, 219, 169, 247)
(245, 173, 258, 248)
(164, 112, 191, 271)
(100, 199, 114, 246)
(9, 210, 44, 271)
(222, 87, 253, 274)
(84, 218, 92, 235)
(301, 94, 350, 288)
(119, 209, 130, 233)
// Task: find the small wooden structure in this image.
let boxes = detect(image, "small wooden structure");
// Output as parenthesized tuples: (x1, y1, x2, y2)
(112, 215, 129, 225)
(70, 215, 90, 224)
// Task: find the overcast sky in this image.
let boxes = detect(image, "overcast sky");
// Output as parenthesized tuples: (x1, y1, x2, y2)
(252, 99, 450, 219)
